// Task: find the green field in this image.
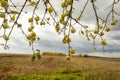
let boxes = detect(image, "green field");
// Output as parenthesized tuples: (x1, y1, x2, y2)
(0, 53, 120, 80)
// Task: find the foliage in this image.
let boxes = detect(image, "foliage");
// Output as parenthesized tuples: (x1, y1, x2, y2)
(42, 52, 66, 56)
(0, 0, 120, 60)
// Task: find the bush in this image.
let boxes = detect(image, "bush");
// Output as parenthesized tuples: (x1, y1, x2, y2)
(42, 52, 66, 56)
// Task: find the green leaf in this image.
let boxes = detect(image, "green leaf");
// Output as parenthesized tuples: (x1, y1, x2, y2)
(10, 10, 19, 14)
(31, 54, 35, 62)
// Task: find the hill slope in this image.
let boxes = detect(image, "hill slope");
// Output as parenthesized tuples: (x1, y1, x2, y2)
(0, 54, 120, 80)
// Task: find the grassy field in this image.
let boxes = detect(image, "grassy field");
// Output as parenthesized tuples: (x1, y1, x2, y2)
(0, 53, 120, 80)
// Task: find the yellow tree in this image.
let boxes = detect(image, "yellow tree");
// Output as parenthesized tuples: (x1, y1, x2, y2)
(0, 0, 119, 61)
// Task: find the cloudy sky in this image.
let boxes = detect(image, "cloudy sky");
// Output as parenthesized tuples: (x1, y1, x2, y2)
(0, 0, 120, 58)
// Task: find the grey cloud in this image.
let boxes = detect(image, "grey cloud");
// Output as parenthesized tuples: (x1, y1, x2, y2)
(7, 36, 32, 53)
(106, 30, 120, 41)
(89, 52, 120, 58)
(34, 39, 68, 53)
(112, 36, 120, 40)
(110, 35, 120, 40)
(106, 48, 120, 53)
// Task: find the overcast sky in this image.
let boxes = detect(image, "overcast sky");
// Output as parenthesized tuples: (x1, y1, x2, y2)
(0, 0, 120, 58)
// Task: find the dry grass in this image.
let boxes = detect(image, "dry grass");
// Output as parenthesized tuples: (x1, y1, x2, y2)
(71, 56, 120, 80)
(0, 53, 120, 80)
